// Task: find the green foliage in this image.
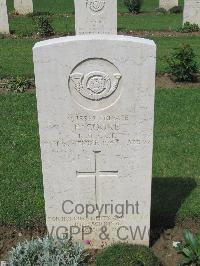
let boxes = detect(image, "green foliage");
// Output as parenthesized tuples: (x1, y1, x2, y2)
(1, 89, 200, 225)
(96, 243, 160, 266)
(8, 236, 88, 266)
(8, 7, 183, 37)
(6, 0, 184, 36)
(168, 45, 198, 82)
(178, 22, 200, 33)
(34, 16, 54, 37)
(124, 0, 143, 14)
(169, 6, 182, 14)
(5, 77, 33, 92)
(0, 33, 6, 39)
(176, 230, 200, 265)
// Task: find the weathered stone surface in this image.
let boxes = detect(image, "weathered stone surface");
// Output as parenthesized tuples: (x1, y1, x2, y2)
(0, 0, 9, 34)
(183, 0, 200, 26)
(75, 0, 117, 35)
(33, 35, 156, 248)
(159, 0, 178, 10)
(14, 0, 33, 15)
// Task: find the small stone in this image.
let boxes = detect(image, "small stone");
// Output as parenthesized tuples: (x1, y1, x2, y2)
(173, 241, 180, 248)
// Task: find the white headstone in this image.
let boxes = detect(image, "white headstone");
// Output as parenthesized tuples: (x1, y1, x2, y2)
(75, 0, 117, 35)
(183, 0, 200, 26)
(159, 0, 178, 10)
(33, 0, 156, 249)
(0, 0, 9, 34)
(14, 0, 33, 15)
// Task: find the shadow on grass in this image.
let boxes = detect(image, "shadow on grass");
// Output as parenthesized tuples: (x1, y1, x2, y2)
(117, 27, 124, 32)
(151, 177, 197, 229)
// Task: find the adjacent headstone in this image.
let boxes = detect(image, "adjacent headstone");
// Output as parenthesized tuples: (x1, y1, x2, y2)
(14, 0, 33, 15)
(33, 0, 156, 249)
(0, 0, 9, 34)
(183, 0, 200, 26)
(75, 0, 117, 34)
(159, 0, 178, 10)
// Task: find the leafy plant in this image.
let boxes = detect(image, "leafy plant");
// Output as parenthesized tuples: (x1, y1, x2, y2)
(177, 22, 200, 33)
(167, 45, 198, 82)
(8, 236, 89, 266)
(5, 77, 33, 93)
(124, 0, 143, 14)
(176, 230, 200, 266)
(96, 243, 160, 266)
(169, 6, 182, 14)
(34, 16, 54, 37)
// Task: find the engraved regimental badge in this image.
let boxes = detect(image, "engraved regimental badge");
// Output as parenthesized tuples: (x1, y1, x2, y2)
(86, 0, 106, 12)
(70, 71, 121, 101)
(69, 58, 122, 111)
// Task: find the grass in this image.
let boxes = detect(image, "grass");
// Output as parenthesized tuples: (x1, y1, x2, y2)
(8, 13, 184, 37)
(96, 244, 160, 266)
(152, 88, 200, 226)
(1, 0, 200, 231)
(6, 0, 146, 14)
(0, 39, 35, 78)
(7, 0, 129, 14)
(0, 93, 44, 225)
(0, 36, 200, 77)
(1, 0, 199, 78)
(119, 13, 182, 32)
(9, 15, 74, 36)
(154, 36, 200, 73)
(0, 88, 200, 226)
(6, 0, 185, 36)
(9, 11, 185, 36)
(7, 0, 185, 14)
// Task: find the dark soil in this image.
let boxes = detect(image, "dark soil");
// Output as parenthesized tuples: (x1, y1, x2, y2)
(5, 31, 200, 39)
(1, 220, 200, 264)
(119, 30, 200, 37)
(152, 220, 200, 266)
(0, 224, 47, 261)
(1, 26, 200, 40)
(156, 74, 200, 88)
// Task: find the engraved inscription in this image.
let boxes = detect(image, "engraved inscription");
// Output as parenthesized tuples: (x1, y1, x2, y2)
(69, 58, 122, 110)
(86, 0, 106, 12)
(42, 113, 152, 152)
(77, 151, 118, 204)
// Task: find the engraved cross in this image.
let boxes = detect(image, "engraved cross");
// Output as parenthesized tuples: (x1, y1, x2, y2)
(76, 151, 118, 204)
